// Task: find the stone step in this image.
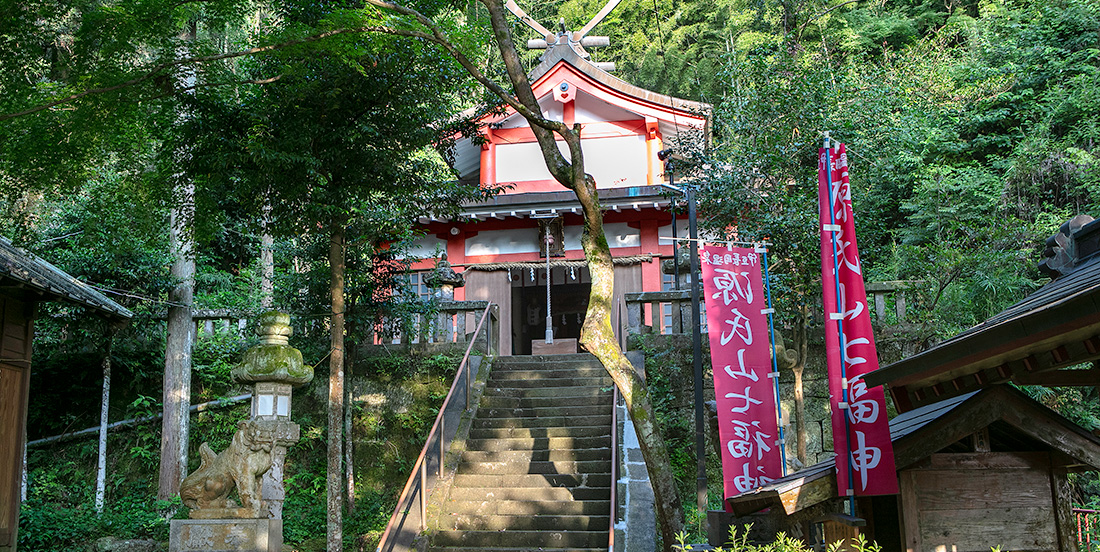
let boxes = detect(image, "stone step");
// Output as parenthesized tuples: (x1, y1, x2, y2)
(444, 499, 610, 516)
(430, 548, 606, 552)
(486, 376, 610, 389)
(451, 473, 612, 489)
(478, 394, 609, 409)
(467, 425, 610, 440)
(465, 435, 610, 452)
(471, 414, 610, 430)
(455, 459, 610, 475)
(461, 448, 611, 465)
(489, 367, 609, 380)
(440, 514, 611, 532)
(429, 547, 607, 552)
(492, 353, 598, 366)
(447, 485, 609, 502)
(433, 529, 608, 549)
(476, 404, 612, 420)
(483, 385, 611, 399)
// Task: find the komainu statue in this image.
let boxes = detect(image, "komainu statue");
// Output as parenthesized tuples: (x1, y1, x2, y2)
(180, 419, 272, 517)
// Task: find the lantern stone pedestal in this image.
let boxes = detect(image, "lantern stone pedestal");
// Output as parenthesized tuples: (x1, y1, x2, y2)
(169, 519, 281, 552)
(169, 312, 311, 552)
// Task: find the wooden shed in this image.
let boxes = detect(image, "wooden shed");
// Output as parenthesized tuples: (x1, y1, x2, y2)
(0, 237, 131, 552)
(720, 385, 1100, 552)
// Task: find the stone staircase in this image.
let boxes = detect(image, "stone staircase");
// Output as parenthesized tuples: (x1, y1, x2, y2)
(430, 353, 614, 552)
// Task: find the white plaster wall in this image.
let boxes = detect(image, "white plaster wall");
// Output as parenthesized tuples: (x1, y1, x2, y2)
(575, 91, 638, 123)
(657, 219, 690, 240)
(465, 223, 638, 258)
(466, 227, 541, 256)
(603, 222, 640, 249)
(496, 136, 647, 188)
(563, 222, 639, 250)
(499, 97, 562, 128)
(496, 141, 568, 183)
(406, 234, 446, 258)
(583, 135, 647, 188)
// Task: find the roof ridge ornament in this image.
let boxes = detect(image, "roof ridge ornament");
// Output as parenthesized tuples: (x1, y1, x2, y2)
(505, 0, 618, 70)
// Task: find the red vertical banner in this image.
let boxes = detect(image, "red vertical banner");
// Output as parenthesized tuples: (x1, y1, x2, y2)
(818, 144, 898, 496)
(701, 245, 783, 499)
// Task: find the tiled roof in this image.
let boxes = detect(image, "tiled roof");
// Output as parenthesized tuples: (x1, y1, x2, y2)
(0, 237, 132, 319)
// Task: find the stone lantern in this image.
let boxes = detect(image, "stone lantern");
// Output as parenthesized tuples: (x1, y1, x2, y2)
(231, 311, 312, 519)
(425, 253, 465, 301)
(425, 254, 465, 341)
(170, 311, 312, 552)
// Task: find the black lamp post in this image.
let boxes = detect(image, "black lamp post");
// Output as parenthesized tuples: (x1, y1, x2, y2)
(659, 148, 708, 527)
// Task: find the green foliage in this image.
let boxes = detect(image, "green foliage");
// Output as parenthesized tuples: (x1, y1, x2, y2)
(673, 523, 883, 552)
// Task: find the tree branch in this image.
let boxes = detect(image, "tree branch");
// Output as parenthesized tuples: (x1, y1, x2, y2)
(363, 1, 564, 135)
(2, 27, 380, 122)
(123, 75, 283, 102)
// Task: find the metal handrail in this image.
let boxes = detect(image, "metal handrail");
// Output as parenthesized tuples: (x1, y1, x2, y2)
(375, 302, 496, 552)
(608, 385, 619, 552)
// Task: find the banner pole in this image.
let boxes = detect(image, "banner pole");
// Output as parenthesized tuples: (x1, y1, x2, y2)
(759, 245, 788, 476)
(823, 135, 857, 514)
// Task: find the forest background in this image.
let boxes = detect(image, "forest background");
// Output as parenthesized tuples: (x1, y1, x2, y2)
(2, 0, 1099, 549)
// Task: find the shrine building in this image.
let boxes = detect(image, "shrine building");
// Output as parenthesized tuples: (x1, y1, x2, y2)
(404, 29, 710, 356)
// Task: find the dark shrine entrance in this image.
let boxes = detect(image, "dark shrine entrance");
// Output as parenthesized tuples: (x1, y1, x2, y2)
(511, 265, 590, 355)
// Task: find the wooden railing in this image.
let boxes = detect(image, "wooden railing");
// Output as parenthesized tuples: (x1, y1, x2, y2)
(1076, 508, 1100, 550)
(608, 386, 619, 551)
(624, 281, 919, 335)
(375, 302, 498, 552)
(372, 301, 497, 347)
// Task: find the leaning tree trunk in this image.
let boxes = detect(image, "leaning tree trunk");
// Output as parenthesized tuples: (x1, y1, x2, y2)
(483, 2, 687, 543)
(361, 0, 690, 544)
(327, 219, 347, 552)
(572, 175, 686, 547)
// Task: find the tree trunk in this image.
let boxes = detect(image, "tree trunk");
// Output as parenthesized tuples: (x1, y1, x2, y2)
(345, 300, 356, 514)
(361, 1, 690, 544)
(95, 337, 113, 513)
(260, 198, 274, 310)
(574, 183, 686, 548)
(159, 181, 195, 500)
(327, 219, 346, 552)
(793, 308, 809, 465)
(157, 20, 197, 502)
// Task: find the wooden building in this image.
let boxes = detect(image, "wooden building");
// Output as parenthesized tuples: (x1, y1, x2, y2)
(405, 28, 709, 355)
(722, 385, 1100, 552)
(0, 237, 131, 552)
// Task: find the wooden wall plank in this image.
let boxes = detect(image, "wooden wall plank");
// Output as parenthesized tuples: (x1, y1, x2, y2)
(899, 471, 920, 552)
(911, 468, 1052, 511)
(1051, 458, 1076, 552)
(926, 451, 1050, 470)
(0, 295, 31, 552)
(918, 507, 1056, 552)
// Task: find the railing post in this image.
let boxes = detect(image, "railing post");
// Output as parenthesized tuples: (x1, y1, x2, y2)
(420, 461, 427, 531)
(439, 417, 445, 477)
(896, 290, 907, 322)
(627, 301, 642, 334)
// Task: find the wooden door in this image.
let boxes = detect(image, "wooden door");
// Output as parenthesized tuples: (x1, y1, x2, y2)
(0, 295, 32, 552)
(899, 452, 1057, 552)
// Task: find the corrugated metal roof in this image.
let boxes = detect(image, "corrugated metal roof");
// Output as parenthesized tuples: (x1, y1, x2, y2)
(889, 391, 977, 441)
(732, 391, 979, 502)
(0, 237, 133, 319)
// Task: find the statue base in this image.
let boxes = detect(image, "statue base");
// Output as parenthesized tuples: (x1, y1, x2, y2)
(169, 518, 281, 552)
